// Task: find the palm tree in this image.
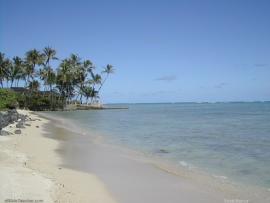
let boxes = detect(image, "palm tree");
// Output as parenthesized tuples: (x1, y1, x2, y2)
(75, 60, 94, 103)
(0, 53, 10, 88)
(56, 59, 75, 104)
(9, 56, 24, 87)
(28, 80, 40, 92)
(43, 47, 57, 66)
(40, 66, 56, 106)
(97, 64, 114, 93)
(88, 74, 102, 103)
(91, 74, 102, 89)
(82, 86, 93, 104)
(19, 61, 28, 87)
(1, 49, 115, 109)
(41, 47, 58, 90)
(41, 47, 58, 109)
(25, 49, 44, 86)
(90, 88, 99, 104)
(69, 54, 81, 67)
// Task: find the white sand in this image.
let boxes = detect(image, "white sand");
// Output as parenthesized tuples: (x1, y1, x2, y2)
(1, 110, 269, 203)
(0, 110, 117, 203)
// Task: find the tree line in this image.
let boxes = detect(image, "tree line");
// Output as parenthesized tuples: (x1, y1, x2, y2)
(0, 47, 114, 110)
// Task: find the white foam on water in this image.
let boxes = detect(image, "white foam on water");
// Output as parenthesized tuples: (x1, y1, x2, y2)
(179, 161, 188, 167)
(213, 174, 228, 180)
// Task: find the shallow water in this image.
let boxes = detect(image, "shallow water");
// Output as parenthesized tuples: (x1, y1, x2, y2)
(47, 102, 270, 189)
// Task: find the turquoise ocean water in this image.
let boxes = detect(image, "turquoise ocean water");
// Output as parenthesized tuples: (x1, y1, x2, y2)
(49, 102, 270, 189)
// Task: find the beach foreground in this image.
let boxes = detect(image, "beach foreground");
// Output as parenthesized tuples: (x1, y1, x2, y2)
(0, 110, 269, 203)
(0, 110, 117, 203)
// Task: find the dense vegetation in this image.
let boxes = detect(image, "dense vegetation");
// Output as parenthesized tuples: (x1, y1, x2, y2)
(0, 89, 18, 110)
(0, 47, 114, 110)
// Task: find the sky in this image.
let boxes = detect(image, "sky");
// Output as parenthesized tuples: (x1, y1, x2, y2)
(1, 0, 270, 103)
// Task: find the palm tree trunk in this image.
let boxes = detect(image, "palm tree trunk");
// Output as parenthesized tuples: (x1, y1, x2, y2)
(97, 74, 108, 93)
(80, 93, 83, 104)
(10, 79, 14, 88)
(50, 84, 53, 110)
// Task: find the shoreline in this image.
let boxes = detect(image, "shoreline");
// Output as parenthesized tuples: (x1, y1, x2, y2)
(39, 112, 270, 203)
(1, 110, 269, 203)
(0, 110, 117, 203)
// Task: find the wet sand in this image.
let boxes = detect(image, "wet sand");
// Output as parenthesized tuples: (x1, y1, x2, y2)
(40, 112, 270, 203)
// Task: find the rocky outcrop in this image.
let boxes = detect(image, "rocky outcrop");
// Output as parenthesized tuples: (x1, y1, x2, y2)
(14, 129, 22, 134)
(0, 110, 19, 130)
(0, 110, 28, 135)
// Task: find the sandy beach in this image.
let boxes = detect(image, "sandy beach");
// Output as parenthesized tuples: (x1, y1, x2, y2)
(0, 110, 117, 203)
(1, 0, 270, 202)
(0, 110, 269, 203)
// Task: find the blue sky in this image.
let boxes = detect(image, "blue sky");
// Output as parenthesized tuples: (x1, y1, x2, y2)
(1, 0, 270, 103)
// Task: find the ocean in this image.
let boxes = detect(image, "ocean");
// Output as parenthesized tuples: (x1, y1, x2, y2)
(47, 102, 270, 189)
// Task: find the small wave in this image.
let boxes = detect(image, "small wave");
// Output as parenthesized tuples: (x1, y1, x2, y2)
(213, 174, 228, 180)
(179, 161, 188, 167)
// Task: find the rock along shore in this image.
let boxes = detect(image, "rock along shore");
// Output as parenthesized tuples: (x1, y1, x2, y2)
(0, 109, 30, 135)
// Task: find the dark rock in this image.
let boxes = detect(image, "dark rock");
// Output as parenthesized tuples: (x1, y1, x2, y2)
(18, 115, 27, 124)
(0, 130, 11, 136)
(25, 123, 31, 126)
(36, 126, 39, 128)
(157, 149, 170, 154)
(0, 109, 21, 130)
(16, 123, 25, 128)
(9, 110, 18, 121)
(14, 129, 22, 134)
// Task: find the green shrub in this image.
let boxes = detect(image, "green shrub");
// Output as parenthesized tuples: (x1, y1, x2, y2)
(0, 89, 18, 110)
(0, 88, 64, 111)
(23, 93, 64, 111)
(16, 93, 27, 109)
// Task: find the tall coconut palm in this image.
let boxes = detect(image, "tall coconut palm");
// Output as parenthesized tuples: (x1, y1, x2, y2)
(19, 61, 28, 87)
(9, 56, 24, 87)
(28, 80, 40, 92)
(41, 47, 58, 109)
(75, 60, 94, 103)
(90, 88, 99, 104)
(85, 59, 95, 79)
(91, 74, 102, 88)
(69, 54, 81, 67)
(98, 64, 114, 93)
(43, 47, 57, 66)
(41, 47, 58, 90)
(0, 52, 10, 88)
(25, 49, 44, 86)
(40, 65, 56, 107)
(82, 86, 93, 104)
(56, 59, 75, 104)
(89, 74, 102, 103)
(40, 66, 56, 88)
(75, 67, 86, 103)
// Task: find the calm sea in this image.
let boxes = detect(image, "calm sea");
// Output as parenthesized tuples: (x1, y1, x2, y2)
(48, 102, 270, 189)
